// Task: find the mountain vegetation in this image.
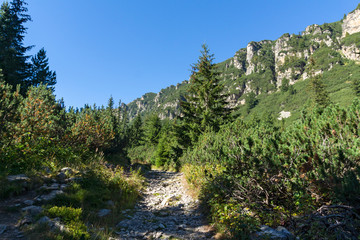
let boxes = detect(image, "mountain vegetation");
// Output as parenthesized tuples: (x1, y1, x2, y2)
(1, 0, 360, 239)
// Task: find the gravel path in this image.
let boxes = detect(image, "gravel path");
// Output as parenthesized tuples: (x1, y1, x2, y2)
(114, 170, 214, 240)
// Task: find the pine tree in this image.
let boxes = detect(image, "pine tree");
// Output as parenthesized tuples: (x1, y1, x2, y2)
(143, 114, 161, 145)
(245, 92, 257, 113)
(180, 44, 230, 138)
(0, 0, 32, 91)
(30, 48, 56, 89)
(129, 114, 144, 147)
(353, 78, 360, 97)
(310, 75, 330, 108)
(307, 57, 330, 108)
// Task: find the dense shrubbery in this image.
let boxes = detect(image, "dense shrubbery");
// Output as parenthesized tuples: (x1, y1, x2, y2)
(182, 100, 360, 237)
(0, 81, 127, 174)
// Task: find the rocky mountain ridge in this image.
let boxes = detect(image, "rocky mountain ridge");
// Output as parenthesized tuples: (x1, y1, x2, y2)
(126, 5, 360, 120)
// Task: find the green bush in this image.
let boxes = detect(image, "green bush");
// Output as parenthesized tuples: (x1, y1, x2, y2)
(182, 100, 360, 237)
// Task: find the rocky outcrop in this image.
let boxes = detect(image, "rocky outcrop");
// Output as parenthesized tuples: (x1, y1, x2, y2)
(245, 40, 272, 75)
(302, 24, 323, 36)
(341, 44, 360, 61)
(126, 5, 360, 120)
(274, 34, 291, 67)
(342, 8, 360, 38)
(233, 49, 246, 70)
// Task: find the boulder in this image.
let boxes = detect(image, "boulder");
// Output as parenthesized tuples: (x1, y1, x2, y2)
(97, 209, 111, 217)
(40, 190, 64, 201)
(37, 216, 53, 227)
(22, 206, 43, 216)
(56, 172, 67, 181)
(253, 225, 294, 240)
(23, 200, 34, 206)
(6, 174, 29, 182)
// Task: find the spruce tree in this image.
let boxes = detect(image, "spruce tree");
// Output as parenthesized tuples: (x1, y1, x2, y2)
(143, 114, 161, 145)
(129, 114, 144, 147)
(310, 75, 330, 108)
(180, 44, 230, 138)
(0, 0, 32, 91)
(353, 78, 360, 97)
(30, 48, 56, 89)
(307, 57, 330, 108)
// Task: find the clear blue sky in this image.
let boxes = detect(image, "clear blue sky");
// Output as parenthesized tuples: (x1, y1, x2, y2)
(15, 0, 360, 108)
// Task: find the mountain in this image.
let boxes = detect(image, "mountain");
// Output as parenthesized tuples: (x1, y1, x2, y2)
(126, 5, 360, 121)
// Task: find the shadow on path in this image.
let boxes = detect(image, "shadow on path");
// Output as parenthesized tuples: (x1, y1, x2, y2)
(115, 170, 214, 240)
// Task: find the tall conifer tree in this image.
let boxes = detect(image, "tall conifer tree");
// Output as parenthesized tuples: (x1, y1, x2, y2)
(180, 44, 230, 140)
(30, 48, 56, 89)
(0, 0, 32, 91)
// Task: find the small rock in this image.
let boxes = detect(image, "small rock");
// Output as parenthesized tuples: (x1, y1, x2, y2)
(40, 190, 64, 201)
(23, 200, 34, 206)
(60, 167, 73, 175)
(98, 209, 111, 217)
(18, 216, 33, 226)
(7, 174, 29, 182)
(154, 232, 163, 238)
(106, 200, 115, 207)
(0, 224, 7, 235)
(37, 216, 53, 227)
(53, 221, 67, 232)
(57, 172, 67, 181)
(158, 223, 165, 229)
(22, 206, 43, 216)
(47, 183, 60, 190)
(60, 184, 69, 190)
(276, 226, 294, 240)
(254, 225, 294, 240)
(116, 220, 130, 228)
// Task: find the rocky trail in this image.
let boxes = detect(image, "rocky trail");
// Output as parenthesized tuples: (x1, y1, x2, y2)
(0, 170, 215, 240)
(114, 170, 215, 239)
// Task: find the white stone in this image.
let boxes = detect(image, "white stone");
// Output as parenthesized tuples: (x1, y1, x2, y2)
(278, 111, 291, 120)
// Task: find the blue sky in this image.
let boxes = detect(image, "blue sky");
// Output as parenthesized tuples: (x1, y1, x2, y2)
(16, 0, 360, 108)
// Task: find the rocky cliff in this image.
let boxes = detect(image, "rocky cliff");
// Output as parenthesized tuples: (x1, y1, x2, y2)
(126, 5, 360, 120)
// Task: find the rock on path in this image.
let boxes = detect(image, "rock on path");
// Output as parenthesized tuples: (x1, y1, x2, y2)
(115, 170, 214, 240)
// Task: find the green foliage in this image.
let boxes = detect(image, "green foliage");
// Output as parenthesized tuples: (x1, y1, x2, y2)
(245, 92, 257, 112)
(309, 75, 331, 108)
(278, 56, 306, 74)
(353, 78, 360, 96)
(46, 206, 89, 240)
(310, 47, 344, 72)
(182, 100, 360, 237)
(281, 78, 290, 92)
(0, 0, 32, 92)
(128, 114, 144, 147)
(181, 44, 231, 142)
(142, 114, 161, 145)
(30, 48, 56, 90)
(342, 32, 360, 48)
(153, 122, 182, 169)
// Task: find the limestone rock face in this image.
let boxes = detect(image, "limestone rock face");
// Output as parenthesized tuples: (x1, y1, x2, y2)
(233, 49, 246, 70)
(341, 44, 360, 61)
(274, 35, 291, 67)
(246, 42, 258, 75)
(303, 24, 323, 36)
(342, 8, 360, 38)
(245, 40, 272, 75)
